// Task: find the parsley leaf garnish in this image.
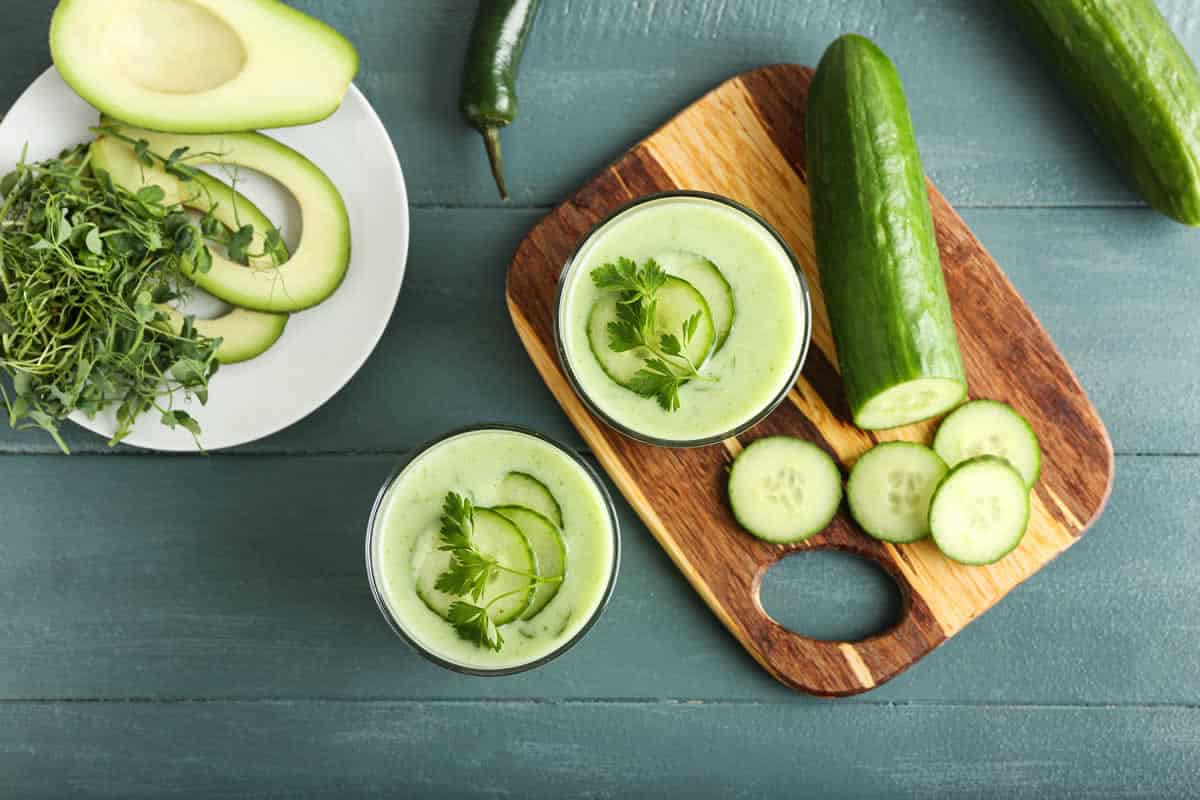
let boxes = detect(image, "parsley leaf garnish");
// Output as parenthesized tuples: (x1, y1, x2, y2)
(628, 357, 685, 412)
(590, 257, 717, 411)
(430, 491, 563, 652)
(446, 601, 504, 652)
(590, 255, 666, 301)
(438, 491, 474, 549)
(434, 493, 491, 600)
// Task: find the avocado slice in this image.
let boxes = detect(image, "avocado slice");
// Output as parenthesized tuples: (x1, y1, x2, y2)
(160, 307, 288, 365)
(91, 134, 289, 363)
(93, 119, 351, 312)
(50, 0, 357, 133)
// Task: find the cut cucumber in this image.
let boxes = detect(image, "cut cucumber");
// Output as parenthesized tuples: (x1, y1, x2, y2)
(414, 508, 535, 624)
(855, 379, 967, 431)
(728, 436, 843, 543)
(933, 400, 1041, 488)
(807, 35, 968, 429)
(928, 456, 1030, 566)
(653, 250, 735, 351)
(587, 276, 715, 387)
(847, 442, 948, 544)
(498, 471, 563, 527)
(412, 530, 453, 617)
(492, 505, 567, 620)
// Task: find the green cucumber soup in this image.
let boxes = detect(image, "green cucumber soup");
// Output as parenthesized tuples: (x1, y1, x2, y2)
(367, 427, 618, 672)
(557, 193, 810, 445)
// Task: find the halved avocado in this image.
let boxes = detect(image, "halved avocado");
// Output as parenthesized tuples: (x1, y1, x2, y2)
(91, 134, 289, 363)
(50, 0, 357, 133)
(93, 119, 351, 312)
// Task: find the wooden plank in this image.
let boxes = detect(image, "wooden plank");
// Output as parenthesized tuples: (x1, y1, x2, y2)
(0, 453, 1194, 705)
(0, 0, 1190, 787)
(963, 207, 1200, 456)
(507, 65, 1111, 695)
(5, 1, 1199, 209)
(0, 4, 50, 118)
(0, 204, 1186, 456)
(2, 700, 1198, 798)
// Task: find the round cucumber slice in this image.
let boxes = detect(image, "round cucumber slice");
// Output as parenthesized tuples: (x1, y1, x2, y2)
(933, 400, 1041, 488)
(492, 505, 567, 620)
(653, 250, 735, 351)
(586, 276, 715, 387)
(728, 436, 843, 543)
(847, 442, 948, 543)
(414, 508, 536, 624)
(413, 529, 455, 618)
(498, 471, 563, 527)
(928, 456, 1030, 566)
(854, 377, 967, 430)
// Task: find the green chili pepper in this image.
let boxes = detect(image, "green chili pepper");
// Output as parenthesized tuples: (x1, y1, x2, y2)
(459, 0, 542, 200)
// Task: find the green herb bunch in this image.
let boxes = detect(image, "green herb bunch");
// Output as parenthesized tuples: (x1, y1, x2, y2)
(435, 492, 562, 651)
(591, 256, 714, 411)
(0, 142, 227, 450)
(99, 126, 288, 267)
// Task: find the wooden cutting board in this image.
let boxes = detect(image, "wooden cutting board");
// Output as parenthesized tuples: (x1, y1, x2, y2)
(506, 64, 1113, 696)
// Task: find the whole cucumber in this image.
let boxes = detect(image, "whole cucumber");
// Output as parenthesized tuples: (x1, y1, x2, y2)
(807, 35, 967, 430)
(1011, 0, 1200, 225)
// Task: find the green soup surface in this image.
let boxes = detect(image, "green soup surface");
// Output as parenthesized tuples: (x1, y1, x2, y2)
(372, 429, 616, 670)
(560, 195, 808, 442)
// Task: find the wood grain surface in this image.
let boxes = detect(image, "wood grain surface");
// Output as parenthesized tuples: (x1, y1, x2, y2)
(507, 65, 1113, 696)
(0, 206, 1180, 457)
(0, 452, 1184, 705)
(3, 1, 1198, 796)
(5, 701, 1198, 800)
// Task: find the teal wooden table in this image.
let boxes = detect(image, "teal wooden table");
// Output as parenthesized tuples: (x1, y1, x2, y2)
(2, 1, 1198, 796)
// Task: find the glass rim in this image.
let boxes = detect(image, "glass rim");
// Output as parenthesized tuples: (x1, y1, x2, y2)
(553, 190, 814, 449)
(364, 423, 622, 677)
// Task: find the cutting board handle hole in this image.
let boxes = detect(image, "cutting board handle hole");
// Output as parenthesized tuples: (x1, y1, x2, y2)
(757, 551, 901, 643)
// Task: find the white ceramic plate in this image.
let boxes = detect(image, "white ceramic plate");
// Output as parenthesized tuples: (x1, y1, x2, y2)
(0, 67, 408, 451)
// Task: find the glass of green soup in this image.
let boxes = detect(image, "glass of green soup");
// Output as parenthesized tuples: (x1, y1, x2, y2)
(555, 192, 811, 447)
(366, 425, 620, 675)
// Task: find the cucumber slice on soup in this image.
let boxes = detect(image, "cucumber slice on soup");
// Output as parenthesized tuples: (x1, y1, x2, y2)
(654, 250, 735, 351)
(498, 471, 563, 527)
(492, 505, 567, 620)
(414, 508, 536, 624)
(587, 276, 715, 388)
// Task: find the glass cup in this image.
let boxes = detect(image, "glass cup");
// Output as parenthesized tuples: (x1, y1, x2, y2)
(554, 191, 812, 448)
(365, 424, 621, 676)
